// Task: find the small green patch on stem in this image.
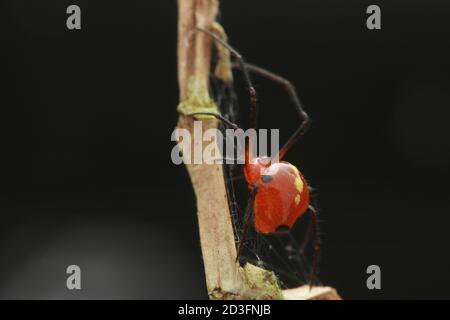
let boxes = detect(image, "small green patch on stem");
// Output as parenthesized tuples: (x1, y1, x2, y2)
(177, 76, 217, 119)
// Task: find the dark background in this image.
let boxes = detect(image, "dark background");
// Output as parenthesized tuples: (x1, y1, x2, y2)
(0, 0, 449, 299)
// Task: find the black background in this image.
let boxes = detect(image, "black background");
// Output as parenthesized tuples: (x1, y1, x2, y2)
(1, 0, 450, 299)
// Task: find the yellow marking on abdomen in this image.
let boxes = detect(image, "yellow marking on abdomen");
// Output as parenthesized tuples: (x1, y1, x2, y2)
(289, 164, 304, 193)
(295, 194, 301, 205)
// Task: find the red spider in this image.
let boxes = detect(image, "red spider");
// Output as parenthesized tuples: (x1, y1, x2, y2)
(190, 28, 320, 282)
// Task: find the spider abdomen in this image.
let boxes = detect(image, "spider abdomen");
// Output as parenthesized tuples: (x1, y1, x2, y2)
(249, 161, 310, 234)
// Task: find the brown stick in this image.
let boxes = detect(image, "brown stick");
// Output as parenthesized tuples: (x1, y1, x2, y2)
(176, 0, 282, 300)
(177, 0, 240, 299)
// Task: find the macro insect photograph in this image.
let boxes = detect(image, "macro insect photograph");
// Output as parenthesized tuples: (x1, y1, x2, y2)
(1, 0, 450, 303)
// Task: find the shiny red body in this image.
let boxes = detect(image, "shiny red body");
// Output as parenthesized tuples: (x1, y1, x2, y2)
(244, 157, 310, 234)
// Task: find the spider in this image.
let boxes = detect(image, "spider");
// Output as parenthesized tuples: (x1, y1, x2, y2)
(189, 27, 321, 283)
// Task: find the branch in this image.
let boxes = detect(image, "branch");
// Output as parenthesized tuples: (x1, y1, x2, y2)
(176, 0, 282, 300)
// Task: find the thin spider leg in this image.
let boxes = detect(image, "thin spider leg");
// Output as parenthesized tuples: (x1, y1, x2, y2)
(301, 186, 321, 260)
(196, 27, 258, 162)
(301, 186, 320, 255)
(285, 232, 315, 285)
(236, 185, 258, 262)
(307, 205, 321, 288)
(232, 62, 311, 161)
(189, 112, 246, 165)
(188, 112, 239, 129)
(223, 164, 242, 243)
(229, 174, 245, 182)
(299, 219, 313, 255)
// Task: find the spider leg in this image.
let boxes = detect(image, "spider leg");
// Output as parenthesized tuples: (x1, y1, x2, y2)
(195, 27, 259, 133)
(232, 63, 311, 161)
(300, 186, 320, 255)
(307, 205, 321, 288)
(299, 219, 313, 256)
(236, 185, 258, 262)
(188, 112, 239, 129)
(188, 112, 247, 163)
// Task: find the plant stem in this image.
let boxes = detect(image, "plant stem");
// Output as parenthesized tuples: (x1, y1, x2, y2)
(176, 0, 282, 299)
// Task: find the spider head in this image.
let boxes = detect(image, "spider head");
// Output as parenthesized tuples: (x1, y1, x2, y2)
(243, 156, 271, 184)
